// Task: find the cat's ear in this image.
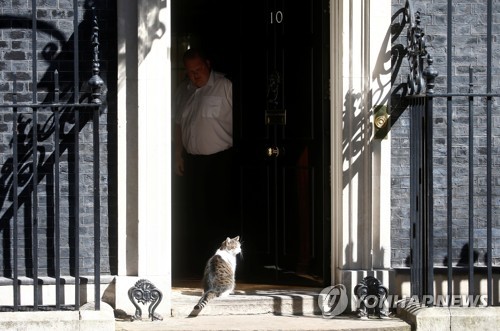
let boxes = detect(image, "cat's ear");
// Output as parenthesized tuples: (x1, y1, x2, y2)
(233, 236, 240, 241)
(225, 237, 231, 243)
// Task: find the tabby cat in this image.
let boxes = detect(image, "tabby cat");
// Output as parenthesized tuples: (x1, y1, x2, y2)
(192, 236, 242, 313)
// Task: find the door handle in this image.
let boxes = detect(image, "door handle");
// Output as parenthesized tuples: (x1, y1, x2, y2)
(267, 146, 280, 158)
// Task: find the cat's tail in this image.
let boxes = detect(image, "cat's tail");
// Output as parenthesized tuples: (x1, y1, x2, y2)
(193, 290, 217, 311)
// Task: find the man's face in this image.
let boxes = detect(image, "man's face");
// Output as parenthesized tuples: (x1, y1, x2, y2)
(184, 56, 211, 88)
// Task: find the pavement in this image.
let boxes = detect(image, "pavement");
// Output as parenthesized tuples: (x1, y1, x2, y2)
(115, 281, 411, 331)
(115, 314, 411, 331)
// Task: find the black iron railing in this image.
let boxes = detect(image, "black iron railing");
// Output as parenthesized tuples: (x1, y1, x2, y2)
(0, 2, 103, 311)
(403, 0, 499, 306)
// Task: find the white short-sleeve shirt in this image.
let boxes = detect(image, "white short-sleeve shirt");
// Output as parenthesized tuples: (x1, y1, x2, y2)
(175, 71, 233, 155)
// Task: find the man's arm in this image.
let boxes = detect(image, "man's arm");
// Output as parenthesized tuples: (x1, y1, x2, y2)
(174, 124, 184, 176)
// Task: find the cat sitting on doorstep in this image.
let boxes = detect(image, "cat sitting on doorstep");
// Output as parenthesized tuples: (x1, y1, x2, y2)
(190, 236, 242, 315)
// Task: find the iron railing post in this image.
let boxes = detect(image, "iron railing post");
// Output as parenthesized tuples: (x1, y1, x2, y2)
(30, 0, 39, 310)
(486, 0, 493, 307)
(406, 0, 438, 304)
(423, 54, 437, 304)
(12, 75, 19, 311)
(73, 0, 81, 310)
(88, 5, 104, 311)
(54, 70, 61, 310)
(468, 67, 475, 302)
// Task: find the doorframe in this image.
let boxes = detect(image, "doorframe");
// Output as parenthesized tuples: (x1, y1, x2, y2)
(330, 0, 343, 287)
(113, 0, 390, 315)
(329, 0, 394, 307)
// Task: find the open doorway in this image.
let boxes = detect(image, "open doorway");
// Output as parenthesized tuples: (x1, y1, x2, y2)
(171, 0, 330, 287)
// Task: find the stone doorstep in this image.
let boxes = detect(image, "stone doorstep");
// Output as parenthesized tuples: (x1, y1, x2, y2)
(398, 303, 500, 331)
(171, 287, 325, 317)
(0, 302, 115, 331)
(119, 288, 412, 331)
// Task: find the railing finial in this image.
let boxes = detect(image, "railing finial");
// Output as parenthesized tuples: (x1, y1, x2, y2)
(88, 6, 104, 105)
(423, 54, 438, 95)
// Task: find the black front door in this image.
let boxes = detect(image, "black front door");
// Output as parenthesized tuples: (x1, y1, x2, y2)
(233, 0, 330, 285)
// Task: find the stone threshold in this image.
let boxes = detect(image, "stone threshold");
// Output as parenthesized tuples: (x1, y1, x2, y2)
(398, 302, 500, 331)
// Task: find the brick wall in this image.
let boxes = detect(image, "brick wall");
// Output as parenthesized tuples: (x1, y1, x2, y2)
(391, 0, 500, 268)
(0, 0, 117, 277)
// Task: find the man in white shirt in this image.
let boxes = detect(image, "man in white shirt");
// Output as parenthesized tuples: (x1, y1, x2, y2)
(173, 48, 237, 276)
(174, 49, 233, 169)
